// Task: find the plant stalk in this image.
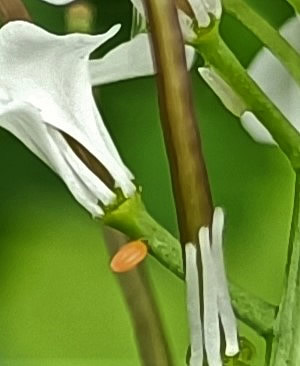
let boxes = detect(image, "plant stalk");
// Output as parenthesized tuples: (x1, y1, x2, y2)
(194, 32, 300, 170)
(286, 0, 300, 14)
(270, 174, 300, 365)
(223, 0, 300, 87)
(104, 227, 174, 366)
(143, 0, 213, 245)
(0, 0, 30, 22)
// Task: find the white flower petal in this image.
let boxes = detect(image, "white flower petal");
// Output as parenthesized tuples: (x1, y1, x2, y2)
(178, 9, 198, 43)
(0, 101, 109, 216)
(241, 112, 275, 144)
(0, 21, 135, 199)
(198, 67, 246, 117)
(40, 0, 75, 4)
(242, 16, 300, 144)
(130, 0, 146, 18)
(52, 130, 117, 206)
(185, 243, 203, 366)
(212, 208, 239, 357)
(189, 0, 211, 28)
(202, 0, 222, 19)
(90, 33, 196, 86)
(199, 227, 222, 366)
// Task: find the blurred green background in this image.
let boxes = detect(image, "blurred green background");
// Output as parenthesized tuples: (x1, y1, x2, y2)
(0, 0, 296, 365)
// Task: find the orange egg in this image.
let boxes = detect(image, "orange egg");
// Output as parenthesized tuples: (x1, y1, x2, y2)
(110, 240, 148, 273)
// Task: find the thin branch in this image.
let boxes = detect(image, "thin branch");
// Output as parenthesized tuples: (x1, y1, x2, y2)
(223, 0, 300, 87)
(103, 227, 174, 366)
(286, 0, 300, 13)
(270, 175, 300, 365)
(195, 35, 300, 170)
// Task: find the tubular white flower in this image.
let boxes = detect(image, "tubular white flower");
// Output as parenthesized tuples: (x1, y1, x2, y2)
(199, 226, 222, 366)
(212, 208, 239, 357)
(185, 208, 239, 365)
(198, 67, 247, 117)
(0, 21, 136, 217)
(241, 16, 300, 144)
(185, 243, 203, 366)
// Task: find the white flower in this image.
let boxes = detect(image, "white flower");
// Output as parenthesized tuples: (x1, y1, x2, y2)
(198, 16, 300, 145)
(130, 0, 222, 42)
(185, 207, 239, 366)
(0, 0, 198, 218)
(0, 20, 136, 217)
(37, 0, 196, 81)
(89, 32, 195, 86)
(241, 16, 300, 144)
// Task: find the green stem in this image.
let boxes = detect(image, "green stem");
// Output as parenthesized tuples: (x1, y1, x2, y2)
(223, 0, 300, 87)
(286, 0, 300, 13)
(103, 194, 277, 336)
(104, 227, 174, 366)
(229, 282, 276, 336)
(270, 174, 300, 365)
(104, 194, 184, 278)
(194, 31, 300, 170)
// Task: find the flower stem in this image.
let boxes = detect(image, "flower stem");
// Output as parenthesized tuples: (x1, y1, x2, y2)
(194, 31, 300, 170)
(104, 194, 277, 336)
(270, 174, 300, 365)
(104, 227, 175, 366)
(223, 0, 300, 87)
(142, 0, 213, 244)
(104, 194, 184, 278)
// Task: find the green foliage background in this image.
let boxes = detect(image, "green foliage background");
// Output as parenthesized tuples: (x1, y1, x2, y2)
(0, 0, 295, 364)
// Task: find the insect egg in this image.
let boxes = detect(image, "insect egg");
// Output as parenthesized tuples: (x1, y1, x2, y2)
(110, 240, 148, 273)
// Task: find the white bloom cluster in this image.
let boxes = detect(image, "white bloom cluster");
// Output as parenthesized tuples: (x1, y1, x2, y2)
(185, 208, 239, 366)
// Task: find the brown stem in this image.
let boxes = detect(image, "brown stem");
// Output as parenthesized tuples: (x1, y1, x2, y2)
(62, 132, 115, 190)
(0, 0, 30, 22)
(103, 227, 174, 366)
(143, 0, 213, 245)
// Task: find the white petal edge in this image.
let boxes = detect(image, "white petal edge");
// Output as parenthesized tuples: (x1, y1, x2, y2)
(242, 16, 300, 144)
(212, 208, 239, 357)
(130, 0, 146, 18)
(178, 9, 198, 43)
(185, 243, 203, 366)
(0, 101, 109, 216)
(198, 67, 247, 117)
(40, 0, 75, 4)
(189, 0, 211, 28)
(199, 227, 222, 366)
(52, 130, 117, 206)
(0, 21, 136, 198)
(90, 33, 196, 86)
(202, 0, 222, 19)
